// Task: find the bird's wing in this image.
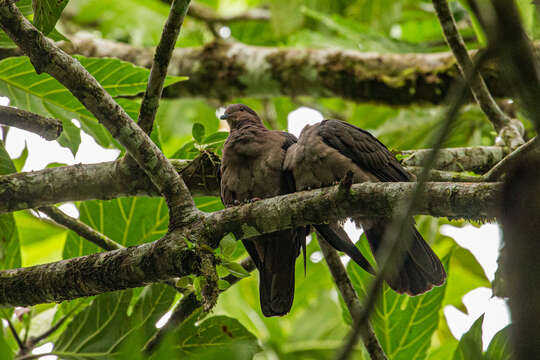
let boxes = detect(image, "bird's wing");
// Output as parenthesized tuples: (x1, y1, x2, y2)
(318, 120, 412, 182)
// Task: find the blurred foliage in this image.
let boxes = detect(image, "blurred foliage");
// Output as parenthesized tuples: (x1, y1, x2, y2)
(0, 0, 523, 359)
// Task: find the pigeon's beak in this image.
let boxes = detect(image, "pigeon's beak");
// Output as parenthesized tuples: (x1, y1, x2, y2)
(220, 114, 229, 120)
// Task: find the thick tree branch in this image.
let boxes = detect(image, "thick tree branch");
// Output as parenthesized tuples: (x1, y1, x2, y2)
(0, 155, 212, 214)
(0, 148, 497, 214)
(399, 146, 504, 174)
(38, 206, 123, 251)
(0, 229, 201, 307)
(0, 105, 62, 140)
(0, 181, 499, 306)
(317, 238, 386, 360)
(432, 0, 524, 149)
(0, 0, 198, 226)
(49, 35, 524, 104)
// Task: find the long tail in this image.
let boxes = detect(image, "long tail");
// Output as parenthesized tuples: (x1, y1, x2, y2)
(315, 223, 375, 275)
(243, 229, 302, 317)
(364, 222, 446, 295)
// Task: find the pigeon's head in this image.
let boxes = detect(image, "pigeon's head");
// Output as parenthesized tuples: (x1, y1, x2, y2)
(220, 104, 262, 129)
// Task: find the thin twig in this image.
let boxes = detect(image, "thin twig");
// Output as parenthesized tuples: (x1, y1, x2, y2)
(0, 105, 62, 140)
(317, 237, 386, 360)
(26, 303, 82, 348)
(432, 0, 524, 149)
(138, 0, 191, 134)
(38, 206, 123, 251)
(483, 137, 540, 181)
(336, 50, 491, 360)
(3, 315, 26, 353)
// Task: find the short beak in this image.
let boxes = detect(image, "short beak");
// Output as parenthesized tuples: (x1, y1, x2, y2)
(220, 114, 229, 120)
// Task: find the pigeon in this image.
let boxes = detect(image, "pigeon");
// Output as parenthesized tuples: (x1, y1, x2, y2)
(219, 104, 306, 316)
(284, 119, 446, 295)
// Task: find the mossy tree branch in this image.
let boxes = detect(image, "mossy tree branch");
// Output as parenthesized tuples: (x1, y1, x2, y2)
(0, 181, 499, 307)
(0, 147, 498, 214)
(44, 35, 529, 105)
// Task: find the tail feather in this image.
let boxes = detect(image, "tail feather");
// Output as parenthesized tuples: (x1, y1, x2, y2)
(364, 222, 446, 296)
(259, 266, 295, 317)
(315, 223, 375, 275)
(243, 229, 303, 317)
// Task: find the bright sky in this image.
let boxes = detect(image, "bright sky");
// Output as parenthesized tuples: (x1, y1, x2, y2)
(0, 98, 510, 352)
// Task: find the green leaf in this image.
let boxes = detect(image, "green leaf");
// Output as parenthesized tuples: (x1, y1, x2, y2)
(11, 143, 28, 172)
(348, 253, 449, 360)
(485, 325, 512, 360)
(222, 260, 251, 278)
(440, 238, 490, 313)
(33, 0, 70, 35)
(202, 131, 229, 145)
(124, 284, 177, 346)
(15, 210, 65, 267)
(194, 196, 224, 213)
(0, 56, 186, 150)
(453, 314, 484, 360)
(0, 326, 15, 360)
(0, 141, 16, 175)
(55, 285, 175, 357)
(171, 139, 198, 159)
(219, 234, 237, 259)
(56, 118, 81, 156)
(192, 123, 206, 144)
(170, 310, 260, 359)
(63, 197, 168, 259)
(55, 290, 132, 354)
(218, 280, 231, 291)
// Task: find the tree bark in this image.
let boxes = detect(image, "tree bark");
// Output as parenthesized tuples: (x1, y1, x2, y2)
(0, 181, 499, 306)
(0, 147, 497, 214)
(50, 35, 517, 104)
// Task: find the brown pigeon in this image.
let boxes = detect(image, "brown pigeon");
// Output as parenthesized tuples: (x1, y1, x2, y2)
(219, 104, 306, 317)
(284, 119, 446, 295)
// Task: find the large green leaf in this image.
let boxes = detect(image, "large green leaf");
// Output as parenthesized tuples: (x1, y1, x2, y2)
(485, 325, 512, 360)
(0, 56, 186, 152)
(14, 211, 66, 267)
(299, 6, 426, 53)
(452, 314, 484, 360)
(63, 197, 168, 259)
(0, 325, 15, 360)
(33, 0, 70, 35)
(162, 310, 260, 359)
(55, 285, 175, 357)
(347, 253, 449, 360)
(442, 243, 490, 313)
